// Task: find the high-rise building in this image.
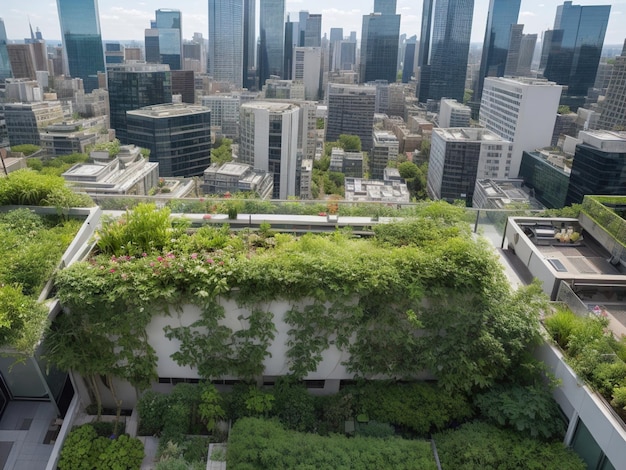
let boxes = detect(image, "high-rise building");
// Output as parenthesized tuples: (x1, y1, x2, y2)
(107, 64, 172, 143)
(156, 9, 183, 71)
(370, 131, 399, 180)
(503, 24, 524, 77)
(402, 35, 417, 83)
(329, 27, 343, 72)
(516, 34, 538, 77)
(543, 1, 610, 109)
(209, 0, 243, 87)
(284, 15, 298, 80)
(360, 12, 400, 84)
(326, 84, 376, 152)
(293, 47, 322, 101)
(479, 77, 562, 177)
(566, 130, 626, 205)
(56, 0, 105, 93)
(418, 0, 474, 103)
(239, 101, 300, 199)
(598, 40, 626, 131)
(201, 94, 241, 139)
(263, 79, 305, 100)
(183, 33, 207, 73)
(338, 40, 357, 71)
(0, 18, 11, 82)
(427, 127, 512, 205)
(373, 0, 397, 15)
(474, 0, 521, 105)
(171, 70, 195, 104)
(105, 43, 124, 65)
(6, 45, 37, 80)
(259, 0, 285, 88)
(126, 103, 212, 178)
(303, 14, 322, 47)
(243, 0, 256, 89)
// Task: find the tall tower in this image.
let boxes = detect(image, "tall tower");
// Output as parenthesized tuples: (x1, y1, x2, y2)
(417, 0, 474, 103)
(543, 1, 610, 109)
(209, 0, 243, 87)
(0, 19, 11, 82)
(474, 0, 521, 105)
(303, 14, 321, 47)
(154, 9, 183, 71)
(56, 0, 105, 92)
(360, 0, 400, 84)
(259, 0, 285, 88)
(243, 0, 256, 89)
(598, 40, 626, 131)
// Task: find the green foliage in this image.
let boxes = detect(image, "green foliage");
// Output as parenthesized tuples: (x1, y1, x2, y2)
(137, 391, 169, 435)
(347, 381, 473, 436)
(227, 418, 438, 470)
(89, 139, 121, 157)
(316, 117, 325, 129)
(243, 387, 274, 418)
(581, 196, 626, 248)
(58, 424, 144, 470)
(397, 161, 420, 179)
(542, 204, 582, 218)
(209, 138, 233, 168)
(337, 134, 362, 152)
(198, 382, 225, 431)
(10, 144, 41, 156)
(473, 384, 565, 439)
(27, 153, 89, 177)
(558, 105, 572, 114)
(435, 422, 586, 470)
(0, 169, 93, 208)
(544, 306, 578, 349)
(356, 420, 395, 438)
(271, 377, 316, 432)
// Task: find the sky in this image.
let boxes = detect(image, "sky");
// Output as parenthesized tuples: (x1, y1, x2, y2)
(2, 0, 625, 46)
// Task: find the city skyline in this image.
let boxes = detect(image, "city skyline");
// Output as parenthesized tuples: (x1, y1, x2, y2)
(2, 0, 625, 46)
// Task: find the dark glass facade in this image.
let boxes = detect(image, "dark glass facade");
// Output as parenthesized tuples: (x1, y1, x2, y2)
(519, 151, 569, 209)
(259, 0, 285, 87)
(544, 1, 610, 108)
(57, 0, 105, 93)
(418, 0, 474, 103)
(126, 105, 212, 178)
(402, 37, 417, 83)
(359, 13, 401, 84)
(243, 0, 256, 89)
(303, 14, 321, 48)
(0, 19, 11, 82)
(566, 141, 626, 206)
(155, 9, 182, 71)
(326, 86, 376, 152)
(474, 0, 521, 103)
(107, 65, 172, 143)
(373, 0, 397, 15)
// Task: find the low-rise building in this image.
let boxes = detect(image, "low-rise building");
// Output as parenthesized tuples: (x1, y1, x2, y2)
(344, 177, 410, 203)
(519, 149, 572, 209)
(329, 148, 364, 178)
(202, 162, 273, 199)
(473, 179, 542, 210)
(438, 99, 471, 128)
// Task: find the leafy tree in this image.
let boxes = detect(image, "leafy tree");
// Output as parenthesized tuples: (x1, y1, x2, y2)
(398, 161, 420, 180)
(338, 134, 361, 152)
(463, 88, 473, 105)
(316, 117, 325, 129)
(210, 138, 233, 166)
(420, 139, 431, 160)
(558, 105, 572, 114)
(88, 139, 121, 157)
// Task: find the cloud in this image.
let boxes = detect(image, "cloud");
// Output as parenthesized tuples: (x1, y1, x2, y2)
(520, 11, 536, 17)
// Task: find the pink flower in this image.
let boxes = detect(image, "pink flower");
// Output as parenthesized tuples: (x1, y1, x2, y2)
(157, 256, 164, 262)
(206, 259, 214, 264)
(110, 269, 116, 273)
(150, 262, 155, 267)
(142, 253, 148, 257)
(219, 261, 224, 266)
(191, 253, 198, 259)
(203, 214, 212, 220)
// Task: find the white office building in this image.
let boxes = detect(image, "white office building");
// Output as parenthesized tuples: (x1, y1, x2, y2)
(293, 47, 322, 101)
(439, 99, 471, 128)
(239, 101, 300, 199)
(201, 94, 241, 139)
(479, 77, 562, 178)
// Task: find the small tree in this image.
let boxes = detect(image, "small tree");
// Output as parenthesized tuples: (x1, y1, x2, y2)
(198, 382, 225, 432)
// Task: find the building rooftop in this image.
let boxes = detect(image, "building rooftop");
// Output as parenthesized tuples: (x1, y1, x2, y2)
(241, 101, 299, 112)
(434, 128, 507, 142)
(127, 103, 210, 118)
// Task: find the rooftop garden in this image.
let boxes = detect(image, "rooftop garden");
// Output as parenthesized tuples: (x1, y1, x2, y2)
(544, 305, 626, 420)
(581, 195, 626, 248)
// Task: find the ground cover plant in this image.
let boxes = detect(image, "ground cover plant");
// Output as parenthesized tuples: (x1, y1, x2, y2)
(544, 305, 626, 418)
(0, 208, 83, 352)
(226, 417, 438, 470)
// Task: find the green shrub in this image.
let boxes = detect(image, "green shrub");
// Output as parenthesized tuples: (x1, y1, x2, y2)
(198, 382, 225, 431)
(0, 169, 93, 207)
(227, 417, 437, 470)
(137, 390, 169, 435)
(544, 307, 579, 349)
(473, 384, 565, 440)
(435, 422, 586, 470)
(97, 434, 144, 470)
(270, 378, 316, 432)
(356, 420, 395, 438)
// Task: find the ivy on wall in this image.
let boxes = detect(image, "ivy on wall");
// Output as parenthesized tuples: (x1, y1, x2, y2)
(46, 203, 545, 395)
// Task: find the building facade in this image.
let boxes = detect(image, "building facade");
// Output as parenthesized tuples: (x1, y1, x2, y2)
(239, 101, 300, 199)
(0, 18, 11, 82)
(126, 103, 212, 178)
(243, 0, 256, 89)
(519, 150, 571, 209)
(439, 99, 471, 128)
(479, 77, 562, 178)
(293, 47, 322, 101)
(4, 101, 64, 146)
(598, 41, 626, 131)
(326, 84, 376, 152)
(359, 12, 401, 84)
(370, 131, 399, 180)
(107, 64, 172, 143)
(209, 0, 243, 87)
(418, 0, 474, 103)
(56, 0, 105, 93)
(201, 94, 241, 140)
(202, 162, 273, 199)
(154, 9, 183, 71)
(543, 1, 610, 109)
(258, 0, 285, 88)
(473, 0, 521, 106)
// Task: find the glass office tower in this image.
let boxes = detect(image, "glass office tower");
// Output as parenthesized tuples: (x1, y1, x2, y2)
(243, 0, 256, 89)
(209, 0, 243, 87)
(56, 0, 105, 92)
(0, 19, 11, 82)
(474, 0, 521, 104)
(360, 12, 401, 84)
(259, 0, 285, 87)
(373, 0, 397, 15)
(544, 1, 610, 108)
(155, 9, 182, 71)
(417, 0, 474, 104)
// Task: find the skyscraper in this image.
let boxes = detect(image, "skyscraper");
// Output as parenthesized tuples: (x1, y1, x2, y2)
(303, 14, 322, 47)
(360, 8, 401, 84)
(56, 0, 105, 93)
(209, 0, 243, 87)
(417, 0, 474, 103)
(243, 0, 256, 89)
(474, 0, 521, 105)
(107, 64, 172, 143)
(0, 18, 11, 82)
(598, 40, 626, 131)
(402, 35, 417, 83)
(284, 15, 298, 80)
(326, 84, 376, 152)
(155, 9, 183, 71)
(543, 1, 610, 109)
(374, 0, 397, 15)
(259, 0, 285, 87)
